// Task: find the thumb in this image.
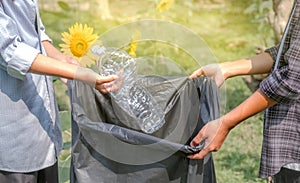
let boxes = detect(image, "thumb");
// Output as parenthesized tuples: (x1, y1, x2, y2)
(190, 128, 205, 147)
(96, 75, 118, 84)
(189, 68, 205, 80)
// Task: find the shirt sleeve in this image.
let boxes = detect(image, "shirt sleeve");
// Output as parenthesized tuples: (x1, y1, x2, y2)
(0, 6, 40, 80)
(264, 44, 279, 63)
(38, 17, 52, 43)
(260, 35, 300, 104)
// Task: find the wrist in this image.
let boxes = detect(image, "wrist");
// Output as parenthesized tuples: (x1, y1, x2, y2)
(74, 67, 98, 87)
(220, 115, 236, 131)
(219, 62, 231, 80)
(220, 59, 250, 79)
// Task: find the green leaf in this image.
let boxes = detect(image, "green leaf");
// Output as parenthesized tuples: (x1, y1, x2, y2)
(244, 4, 257, 14)
(57, 1, 71, 11)
(261, 1, 272, 11)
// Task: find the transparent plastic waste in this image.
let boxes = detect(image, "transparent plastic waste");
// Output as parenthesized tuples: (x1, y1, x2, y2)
(92, 45, 166, 134)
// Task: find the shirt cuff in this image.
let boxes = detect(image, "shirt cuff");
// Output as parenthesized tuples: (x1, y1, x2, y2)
(7, 43, 40, 80)
(41, 31, 52, 43)
(264, 45, 279, 62)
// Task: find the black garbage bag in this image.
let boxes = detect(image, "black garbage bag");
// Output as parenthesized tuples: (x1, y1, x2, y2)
(68, 76, 219, 183)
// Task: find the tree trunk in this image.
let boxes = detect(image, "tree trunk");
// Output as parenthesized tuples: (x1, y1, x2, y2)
(268, 0, 294, 44)
(242, 0, 293, 92)
(94, 0, 112, 20)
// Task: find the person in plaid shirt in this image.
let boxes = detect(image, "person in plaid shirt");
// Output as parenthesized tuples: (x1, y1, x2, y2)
(188, 0, 300, 182)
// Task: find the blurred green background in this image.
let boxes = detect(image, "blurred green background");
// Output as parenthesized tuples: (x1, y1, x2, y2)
(39, 0, 275, 182)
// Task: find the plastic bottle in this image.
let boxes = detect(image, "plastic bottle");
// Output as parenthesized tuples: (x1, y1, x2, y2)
(92, 45, 165, 134)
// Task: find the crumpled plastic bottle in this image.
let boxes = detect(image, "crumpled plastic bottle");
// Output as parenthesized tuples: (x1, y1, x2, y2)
(92, 45, 166, 134)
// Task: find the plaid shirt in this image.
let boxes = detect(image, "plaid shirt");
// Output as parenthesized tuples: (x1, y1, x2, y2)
(259, 0, 300, 178)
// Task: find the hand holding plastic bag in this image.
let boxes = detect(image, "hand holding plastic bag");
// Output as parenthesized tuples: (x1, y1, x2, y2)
(187, 118, 230, 159)
(189, 64, 225, 88)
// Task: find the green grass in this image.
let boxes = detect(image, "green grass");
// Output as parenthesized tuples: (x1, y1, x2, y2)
(41, 0, 273, 182)
(215, 78, 265, 183)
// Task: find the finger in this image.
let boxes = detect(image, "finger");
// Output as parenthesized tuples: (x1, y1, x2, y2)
(97, 75, 118, 84)
(110, 80, 122, 92)
(188, 68, 204, 80)
(60, 78, 68, 85)
(103, 82, 113, 90)
(96, 84, 111, 94)
(190, 129, 205, 147)
(110, 75, 123, 92)
(187, 148, 210, 159)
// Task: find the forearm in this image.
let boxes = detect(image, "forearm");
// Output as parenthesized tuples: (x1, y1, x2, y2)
(30, 54, 78, 79)
(30, 53, 117, 93)
(222, 89, 277, 129)
(42, 40, 69, 61)
(222, 52, 274, 79)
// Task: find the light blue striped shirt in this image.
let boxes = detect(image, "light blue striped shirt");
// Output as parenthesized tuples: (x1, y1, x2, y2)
(0, 0, 62, 172)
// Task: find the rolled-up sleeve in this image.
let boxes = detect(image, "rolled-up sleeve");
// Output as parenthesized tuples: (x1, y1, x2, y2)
(38, 18, 52, 43)
(265, 44, 279, 63)
(7, 43, 40, 80)
(0, 7, 40, 80)
(260, 36, 300, 104)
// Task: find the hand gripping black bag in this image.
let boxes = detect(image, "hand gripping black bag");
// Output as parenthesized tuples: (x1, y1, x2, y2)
(68, 76, 219, 183)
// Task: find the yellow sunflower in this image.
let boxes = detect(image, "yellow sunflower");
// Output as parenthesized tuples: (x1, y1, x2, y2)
(156, 0, 174, 13)
(59, 23, 100, 67)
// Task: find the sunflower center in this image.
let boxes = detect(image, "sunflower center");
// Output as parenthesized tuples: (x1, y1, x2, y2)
(70, 38, 88, 57)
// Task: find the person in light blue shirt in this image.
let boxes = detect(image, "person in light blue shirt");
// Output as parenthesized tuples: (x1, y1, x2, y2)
(0, 1, 117, 183)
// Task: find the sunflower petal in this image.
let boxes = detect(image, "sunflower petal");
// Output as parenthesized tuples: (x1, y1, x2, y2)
(60, 23, 100, 67)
